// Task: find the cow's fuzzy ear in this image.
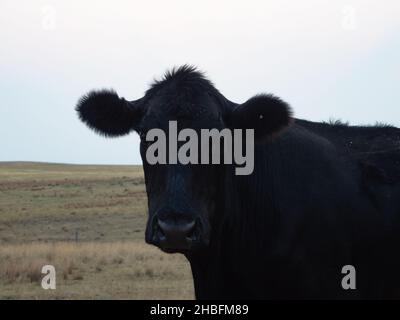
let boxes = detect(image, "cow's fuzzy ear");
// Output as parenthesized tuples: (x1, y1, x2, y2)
(76, 89, 143, 137)
(227, 94, 293, 141)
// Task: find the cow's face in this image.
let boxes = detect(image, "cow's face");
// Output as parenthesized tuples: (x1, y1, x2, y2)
(137, 90, 224, 253)
(76, 66, 292, 253)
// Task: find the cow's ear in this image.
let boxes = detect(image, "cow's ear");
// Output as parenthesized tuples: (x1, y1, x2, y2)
(227, 94, 293, 141)
(76, 89, 143, 137)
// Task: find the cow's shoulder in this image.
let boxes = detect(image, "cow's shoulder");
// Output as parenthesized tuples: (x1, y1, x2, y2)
(295, 118, 400, 184)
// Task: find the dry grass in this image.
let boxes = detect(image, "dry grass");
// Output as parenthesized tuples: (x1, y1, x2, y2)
(0, 162, 194, 299)
(0, 241, 194, 299)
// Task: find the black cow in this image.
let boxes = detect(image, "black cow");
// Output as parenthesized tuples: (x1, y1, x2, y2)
(76, 65, 400, 299)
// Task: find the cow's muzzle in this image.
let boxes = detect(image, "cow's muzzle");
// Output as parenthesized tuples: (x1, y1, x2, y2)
(147, 215, 205, 252)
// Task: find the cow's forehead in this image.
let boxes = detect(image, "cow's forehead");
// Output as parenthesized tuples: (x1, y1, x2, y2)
(139, 94, 221, 131)
(148, 92, 219, 117)
(139, 65, 227, 130)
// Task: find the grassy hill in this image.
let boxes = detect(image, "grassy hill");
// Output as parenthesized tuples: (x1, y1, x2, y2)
(0, 162, 193, 299)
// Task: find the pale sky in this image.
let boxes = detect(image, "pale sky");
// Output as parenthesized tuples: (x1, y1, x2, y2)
(1, 0, 399, 164)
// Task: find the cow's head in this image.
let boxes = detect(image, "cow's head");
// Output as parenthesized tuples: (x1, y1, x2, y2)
(76, 66, 292, 253)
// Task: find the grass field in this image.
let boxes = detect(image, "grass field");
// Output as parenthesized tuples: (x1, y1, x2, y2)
(0, 162, 194, 299)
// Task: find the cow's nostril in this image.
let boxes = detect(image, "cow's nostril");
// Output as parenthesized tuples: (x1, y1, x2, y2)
(156, 218, 196, 250)
(157, 219, 195, 236)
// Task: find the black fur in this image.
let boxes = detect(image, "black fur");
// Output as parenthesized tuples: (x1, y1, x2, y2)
(148, 65, 213, 93)
(76, 66, 400, 299)
(76, 67, 292, 141)
(76, 89, 141, 137)
(228, 94, 293, 140)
